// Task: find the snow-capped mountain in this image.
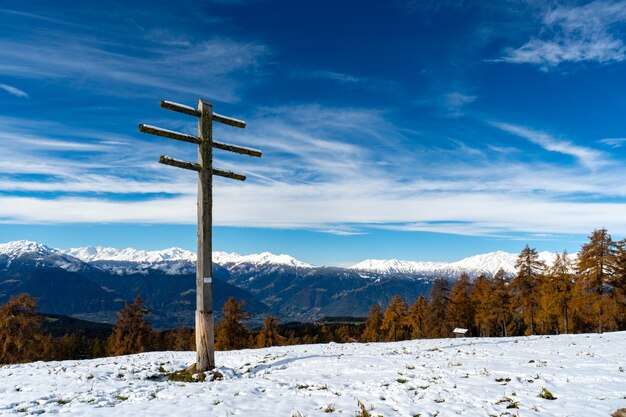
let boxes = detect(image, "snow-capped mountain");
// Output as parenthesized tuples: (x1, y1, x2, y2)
(0, 240, 84, 272)
(351, 250, 577, 278)
(65, 246, 196, 263)
(63, 246, 313, 274)
(214, 251, 313, 269)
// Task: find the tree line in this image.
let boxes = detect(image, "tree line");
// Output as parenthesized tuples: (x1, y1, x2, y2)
(1, 228, 624, 364)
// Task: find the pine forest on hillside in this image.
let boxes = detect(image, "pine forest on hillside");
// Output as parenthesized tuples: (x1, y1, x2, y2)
(1, 228, 625, 364)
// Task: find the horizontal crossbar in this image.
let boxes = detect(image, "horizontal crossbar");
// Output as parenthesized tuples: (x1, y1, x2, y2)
(159, 156, 247, 181)
(213, 140, 262, 157)
(160, 100, 247, 128)
(139, 124, 201, 145)
(213, 168, 246, 181)
(159, 155, 201, 172)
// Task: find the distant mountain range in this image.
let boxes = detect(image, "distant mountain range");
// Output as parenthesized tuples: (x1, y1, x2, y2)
(0, 240, 573, 328)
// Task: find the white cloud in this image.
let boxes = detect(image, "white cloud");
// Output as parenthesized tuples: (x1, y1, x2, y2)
(0, 83, 28, 98)
(600, 137, 626, 147)
(500, 0, 626, 69)
(2, 106, 626, 239)
(0, 34, 268, 102)
(443, 92, 477, 116)
(490, 121, 608, 170)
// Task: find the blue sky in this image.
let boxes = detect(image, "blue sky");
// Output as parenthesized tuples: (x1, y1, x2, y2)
(1, 0, 626, 265)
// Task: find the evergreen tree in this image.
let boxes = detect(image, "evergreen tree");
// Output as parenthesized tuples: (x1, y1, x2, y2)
(540, 252, 574, 334)
(490, 269, 512, 337)
(471, 275, 494, 337)
(511, 245, 546, 335)
(256, 315, 285, 348)
(408, 295, 428, 339)
(215, 297, 250, 350)
(362, 304, 383, 342)
(448, 274, 474, 336)
(575, 228, 618, 333)
(380, 296, 409, 341)
(0, 293, 47, 364)
(614, 239, 626, 328)
(108, 295, 152, 356)
(426, 278, 452, 338)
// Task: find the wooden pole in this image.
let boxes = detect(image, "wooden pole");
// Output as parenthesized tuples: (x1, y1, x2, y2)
(195, 99, 214, 372)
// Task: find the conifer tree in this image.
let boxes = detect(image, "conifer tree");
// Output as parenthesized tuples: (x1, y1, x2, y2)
(614, 239, 626, 328)
(256, 315, 285, 348)
(539, 252, 574, 334)
(511, 245, 546, 335)
(381, 296, 409, 341)
(471, 275, 491, 336)
(490, 269, 512, 337)
(448, 274, 474, 336)
(215, 297, 250, 350)
(362, 304, 383, 342)
(426, 277, 452, 338)
(108, 295, 152, 356)
(408, 295, 428, 339)
(575, 228, 618, 333)
(0, 293, 47, 364)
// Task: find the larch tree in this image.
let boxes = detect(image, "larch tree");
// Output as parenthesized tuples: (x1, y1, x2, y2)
(426, 278, 452, 338)
(362, 304, 383, 342)
(380, 296, 410, 341)
(108, 295, 152, 356)
(540, 252, 574, 334)
(215, 297, 250, 350)
(575, 228, 618, 333)
(490, 269, 512, 337)
(511, 245, 546, 335)
(256, 315, 285, 348)
(408, 295, 429, 339)
(614, 239, 626, 328)
(472, 274, 494, 337)
(448, 274, 474, 335)
(0, 293, 48, 364)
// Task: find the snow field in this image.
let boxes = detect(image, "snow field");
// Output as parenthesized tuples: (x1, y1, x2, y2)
(0, 332, 624, 416)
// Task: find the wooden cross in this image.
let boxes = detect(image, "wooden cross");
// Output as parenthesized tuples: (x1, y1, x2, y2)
(139, 99, 261, 372)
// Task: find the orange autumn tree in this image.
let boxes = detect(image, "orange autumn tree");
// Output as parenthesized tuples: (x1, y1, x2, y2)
(215, 297, 250, 350)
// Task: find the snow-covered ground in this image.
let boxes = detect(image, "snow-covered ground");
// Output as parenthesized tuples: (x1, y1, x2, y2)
(0, 332, 624, 416)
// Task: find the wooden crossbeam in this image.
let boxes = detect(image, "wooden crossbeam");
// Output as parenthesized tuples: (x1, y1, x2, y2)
(213, 168, 246, 181)
(213, 140, 262, 157)
(212, 113, 246, 129)
(160, 100, 199, 117)
(159, 156, 246, 181)
(139, 124, 201, 145)
(160, 100, 246, 128)
(159, 155, 201, 172)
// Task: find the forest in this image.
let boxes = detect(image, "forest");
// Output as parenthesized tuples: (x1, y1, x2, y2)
(1, 228, 624, 364)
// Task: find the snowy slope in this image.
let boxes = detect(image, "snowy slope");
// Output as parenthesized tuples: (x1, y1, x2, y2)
(0, 240, 83, 271)
(62, 245, 313, 274)
(352, 250, 577, 278)
(214, 251, 313, 269)
(65, 246, 196, 263)
(0, 332, 624, 416)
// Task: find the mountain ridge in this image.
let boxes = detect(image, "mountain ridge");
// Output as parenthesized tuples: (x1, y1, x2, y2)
(1, 240, 577, 278)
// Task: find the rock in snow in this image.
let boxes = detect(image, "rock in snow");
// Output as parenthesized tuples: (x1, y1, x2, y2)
(0, 332, 624, 416)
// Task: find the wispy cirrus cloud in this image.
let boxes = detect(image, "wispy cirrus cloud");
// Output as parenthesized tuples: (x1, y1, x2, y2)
(3, 101, 626, 239)
(443, 92, 477, 117)
(600, 137, 626, 147)
(0, 83, 28, 98)
(0, 28, 268, 102)
(499, 0, 626, 70)
(490, 121, 608, 170)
